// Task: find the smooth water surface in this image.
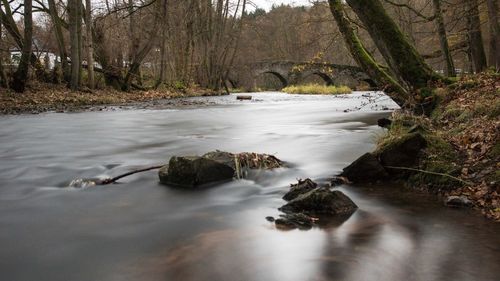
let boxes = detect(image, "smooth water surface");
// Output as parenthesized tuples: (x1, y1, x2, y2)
(0, 92, 499, 281)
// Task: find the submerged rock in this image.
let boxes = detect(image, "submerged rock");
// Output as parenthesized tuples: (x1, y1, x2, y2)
(283, 178, 317, 201)
(330, 176, 351, 186)
(341, 153, 388, 183)
(445, 196, 472, 208)
(68, 178, 97, 188)
(159, 156, 235, 187)
(279, 188, 358, 216)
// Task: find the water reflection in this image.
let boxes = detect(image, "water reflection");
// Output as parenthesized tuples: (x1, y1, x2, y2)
(0, 92, 499, 281)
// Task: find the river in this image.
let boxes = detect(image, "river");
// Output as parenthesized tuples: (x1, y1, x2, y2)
(0, 92, 499, 281)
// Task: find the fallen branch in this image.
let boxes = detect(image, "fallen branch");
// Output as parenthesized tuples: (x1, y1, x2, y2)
(384, 166, 472, 186)
(99, 165, 164, 185)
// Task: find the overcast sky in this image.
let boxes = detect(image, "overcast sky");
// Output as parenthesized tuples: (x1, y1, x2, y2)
(249, 0, 313, 11)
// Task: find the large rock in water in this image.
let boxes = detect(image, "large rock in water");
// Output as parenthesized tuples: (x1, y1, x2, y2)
(376, 132, 427, 168)
(341, 153, 388, 183)
(202, 151, 237, 169)
(279, 188, 358, 216)
(159, 156, 235, 187)
(283, 178, 317, 201)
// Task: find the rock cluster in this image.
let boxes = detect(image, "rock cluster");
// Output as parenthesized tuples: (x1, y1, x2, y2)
(268, 178, 358, 230)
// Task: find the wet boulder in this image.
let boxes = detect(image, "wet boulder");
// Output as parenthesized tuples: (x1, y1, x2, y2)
(375, 132, 427, 169)
(203, 150, 283, 170)
(202, 151, 237, 169)
(279, 188, 358, 216)
(330, 176, 351, 186)
(159, 156, 235, 187)
(283, 178, 317, 201)
(341, 153, 388, 183)
(274, 213, 315, 230)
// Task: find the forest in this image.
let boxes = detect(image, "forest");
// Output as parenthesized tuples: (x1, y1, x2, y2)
(0, 0, 497, 93)
(0, 1, 499, 280)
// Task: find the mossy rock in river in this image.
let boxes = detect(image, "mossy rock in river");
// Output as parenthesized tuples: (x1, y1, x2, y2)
(159, 151, 284, 187)
(375, 132, 427, 171)
(159, 156, 235, 187)
(283, 178, 318, 201)
(341, 153, 388, 183)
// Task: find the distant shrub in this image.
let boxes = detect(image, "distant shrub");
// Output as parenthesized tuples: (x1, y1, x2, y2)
(282, 84, 352, 95)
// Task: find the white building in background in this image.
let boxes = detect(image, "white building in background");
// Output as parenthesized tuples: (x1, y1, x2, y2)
(9, 50, 60, 70)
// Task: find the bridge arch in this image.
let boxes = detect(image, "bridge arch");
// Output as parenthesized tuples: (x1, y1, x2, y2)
(255, 71, 288, 88)
(300, 71, 335, 86)
(363, 78, 377, 88)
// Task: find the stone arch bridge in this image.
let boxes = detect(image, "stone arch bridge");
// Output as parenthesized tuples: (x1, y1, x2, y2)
(233, 61, 375, 89)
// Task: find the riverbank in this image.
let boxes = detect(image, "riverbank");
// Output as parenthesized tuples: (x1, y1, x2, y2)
(373, 72, 499, 221)
(0, 82, 226, 115)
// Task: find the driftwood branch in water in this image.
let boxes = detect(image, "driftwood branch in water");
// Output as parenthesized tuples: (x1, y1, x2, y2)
(99, 165, 164, 185)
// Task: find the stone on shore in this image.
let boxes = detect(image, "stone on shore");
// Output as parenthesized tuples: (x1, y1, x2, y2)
(341, 153, 388, 183)
(376, 132, 427, 169)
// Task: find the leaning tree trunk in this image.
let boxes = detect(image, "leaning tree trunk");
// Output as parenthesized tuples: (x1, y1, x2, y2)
(432, 0, 456, 77)
(328, 0, 408, 107)
(11, 0, 32, 93)
(487, 0, 500, 71)
(466, 0, 488, 73)
(345, 0, 442, 89)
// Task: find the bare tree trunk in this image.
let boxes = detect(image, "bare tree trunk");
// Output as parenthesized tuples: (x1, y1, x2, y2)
(0, 0, 44, 80)
(122, 0, 165, 91)
(432, 0, 456, 77)
(466, 0, 488, 73)
(77, 0, 83, 86)
(47, 0, 69, 82)
(345, 0, 442, 89)
(69, 0, 81, 90)
(487, 0, 500, 70)
(328, 0, 408, 106)
(0, 0, 7, 88)
(85, 0, 94, 88)
(156, 27, 167, 87)
(11, 0, 32, 92)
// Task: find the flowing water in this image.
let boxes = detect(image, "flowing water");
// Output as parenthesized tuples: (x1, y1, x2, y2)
(0, 92, 499, 281)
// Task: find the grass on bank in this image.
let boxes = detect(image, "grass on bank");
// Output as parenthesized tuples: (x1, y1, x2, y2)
(282, 84, 352, 95)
